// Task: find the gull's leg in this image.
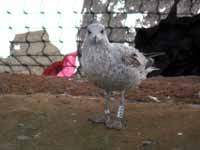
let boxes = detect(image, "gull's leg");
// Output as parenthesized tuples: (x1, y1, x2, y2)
(104, 91, 111, 121)
(117, 90, 125, 120)
(88, 91, 111, 124)
(106, 90, 125, 129)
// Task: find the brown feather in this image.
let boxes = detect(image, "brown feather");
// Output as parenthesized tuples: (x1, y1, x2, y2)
(121, 53, 141, 67)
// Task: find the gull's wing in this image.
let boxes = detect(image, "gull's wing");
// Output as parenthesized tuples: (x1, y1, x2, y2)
(121, 51, 141, 67)
(111, 43, 147, 68)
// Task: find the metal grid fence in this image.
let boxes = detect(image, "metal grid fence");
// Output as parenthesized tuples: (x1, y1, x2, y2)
(0, 0, 83, 75)
(0, 0, 200, 75)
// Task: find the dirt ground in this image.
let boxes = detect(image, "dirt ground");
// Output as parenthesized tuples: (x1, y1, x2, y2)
(0, 73, 200, 150)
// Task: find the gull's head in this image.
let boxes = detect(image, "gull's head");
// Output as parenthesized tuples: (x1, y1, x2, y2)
(86, 23, 109, 45)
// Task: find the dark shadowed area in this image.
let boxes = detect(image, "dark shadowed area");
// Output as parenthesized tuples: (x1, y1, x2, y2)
(135, 0, 200, 76)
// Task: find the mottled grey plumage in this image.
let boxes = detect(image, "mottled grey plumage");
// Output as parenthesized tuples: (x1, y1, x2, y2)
(80, 22, 155, 129)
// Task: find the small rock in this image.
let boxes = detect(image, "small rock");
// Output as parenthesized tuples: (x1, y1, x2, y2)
(34, 132, 41, 138)
(177, 132, 183, 136)
(141, 139, 157, 149)
(71, 112, 77, 116)
(17, 135, 31, 141)
(73, 119, 77, 123)
(147, 96, 160, 102)
(17, 123, 25, 128)
(167, 96, 171, 99)
(142, 140, 153, 145)
(137, 132, 142, 136)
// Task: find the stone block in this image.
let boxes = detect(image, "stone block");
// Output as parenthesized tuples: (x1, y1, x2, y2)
(49, 56, 64, 63)
(91, 0, 109, 13)
(125, 0, 142, 12)
(177, 0, 192, 15)
(27, 30, 49, 42)
(11, 42, 61, 56)
(158, 0, 175, 14)
(16, 56, 37, 66)
(108, 0, 126, 13)
(191, 0, 200, 15)
(3, 56, 20, 65)
(110, 28, 135, 43)
(13, 30, 49, 42)
(96, 13, 110, 27)
(11, 66, 30, 74)
(43, 43, 62, 55)
(81, 14, 95, 28)
(0, 59, 3, 65)
(82, 0, 93, 13)
(110, 28, 127, 42)
(31, 56, 52, 66)
(10, 43, 29, 56)
(143, 14, 160, 28)
(26, 43, 44, 55)
(141, 0, 158, 14)
(30, 66, 44, 75)
(126, 29, 136, 42)
(110, 13, 127, 27)
(0, 65, 12, 73)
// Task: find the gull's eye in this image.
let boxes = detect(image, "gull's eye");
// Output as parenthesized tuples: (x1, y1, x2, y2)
(100, 30, 104, 34)
(132, 53, 137, 57)
(88, 30, 91, 34)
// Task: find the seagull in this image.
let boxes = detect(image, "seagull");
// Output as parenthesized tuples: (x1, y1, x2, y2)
(80, 22, 160, 129)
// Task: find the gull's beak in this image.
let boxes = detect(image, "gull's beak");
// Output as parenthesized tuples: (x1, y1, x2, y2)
(94, 36, 97, 43)
(94, 35, 101, 43)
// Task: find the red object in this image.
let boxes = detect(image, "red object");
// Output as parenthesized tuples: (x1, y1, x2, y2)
(57, 51, 77, 77)
(42, 60, 63, 76)
(42, 51, 77, 77)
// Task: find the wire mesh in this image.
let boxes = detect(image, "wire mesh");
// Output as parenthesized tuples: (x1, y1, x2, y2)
(0, 0, 200, 75)
(0, 0, 83, 75)
(78, 0, 200, 46)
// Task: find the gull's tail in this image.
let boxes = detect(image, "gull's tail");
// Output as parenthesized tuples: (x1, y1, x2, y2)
(145, 52, 165, 67)
(145, 52, 165, 73)
(144, 52, 165, 58)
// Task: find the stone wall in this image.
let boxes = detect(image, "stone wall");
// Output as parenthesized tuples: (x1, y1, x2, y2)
(1, 0, 200, 76)
(78, 0, 200, 46)
(0, 31, 63, 75)
(78, 0, 200, 76)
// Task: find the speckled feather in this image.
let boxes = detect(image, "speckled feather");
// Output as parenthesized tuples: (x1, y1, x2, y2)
(80, 23, 152, 92)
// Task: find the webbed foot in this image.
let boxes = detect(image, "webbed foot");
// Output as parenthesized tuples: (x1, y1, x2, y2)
(88, 115, 107, 124)
(105, 118, 123, 130)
